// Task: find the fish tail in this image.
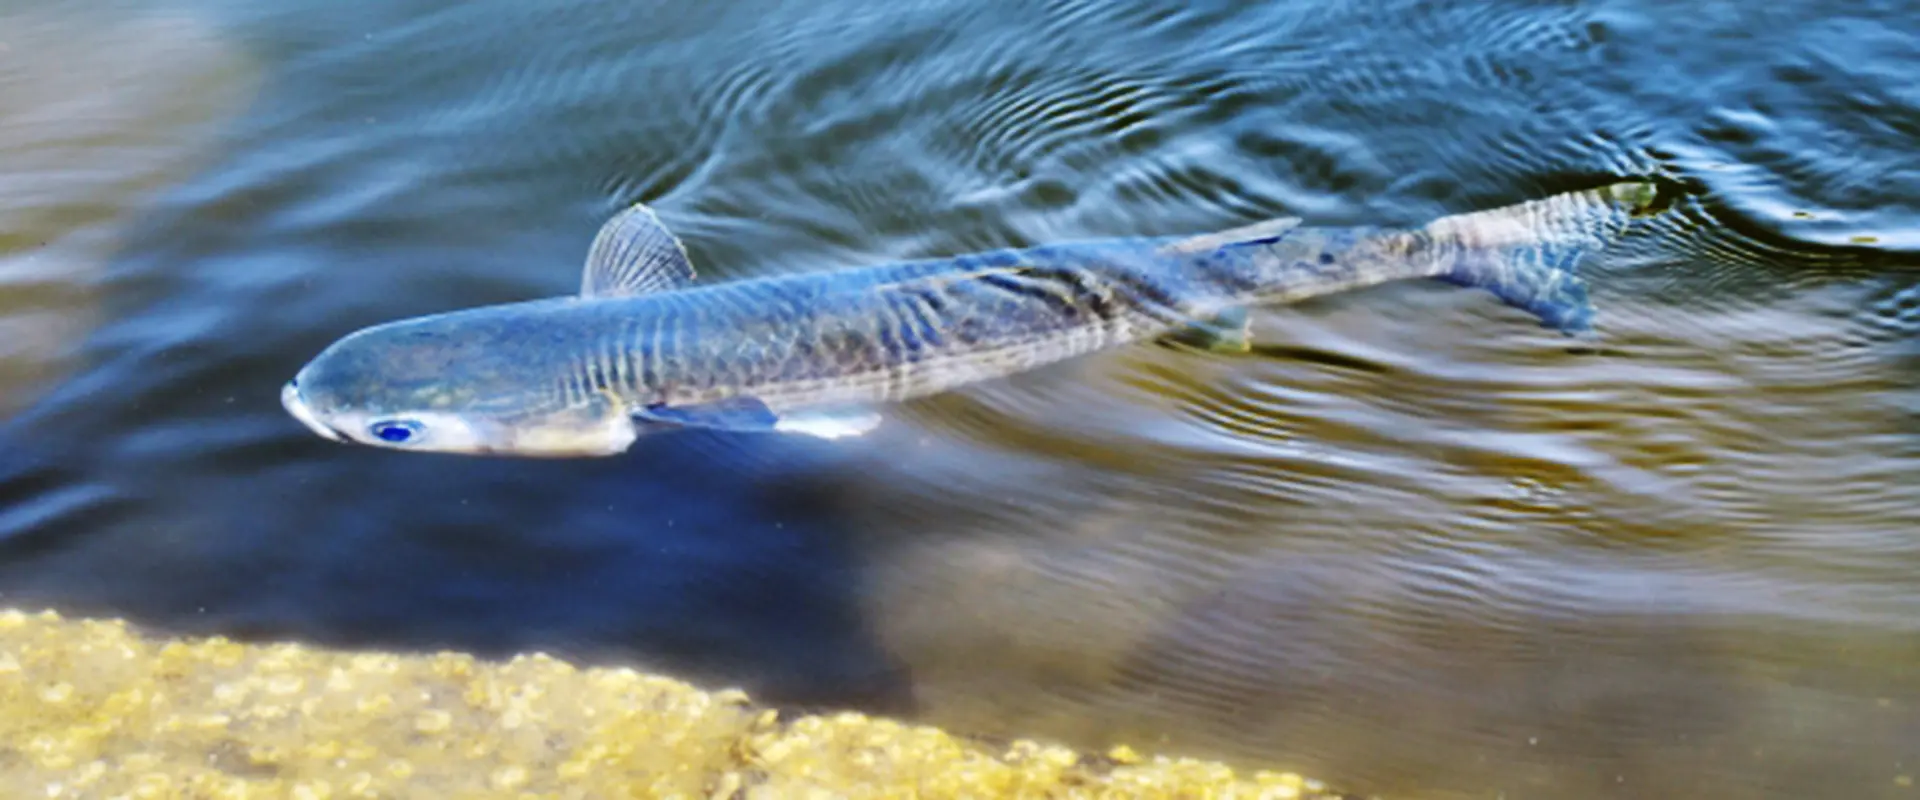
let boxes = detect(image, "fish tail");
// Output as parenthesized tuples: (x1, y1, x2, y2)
(1424, 180, 1664, 336)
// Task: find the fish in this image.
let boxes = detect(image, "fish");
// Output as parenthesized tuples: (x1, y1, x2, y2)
(281, 180, 1666, 457)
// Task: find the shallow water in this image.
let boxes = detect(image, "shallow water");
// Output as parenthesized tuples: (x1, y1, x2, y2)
(0, 7, 258, 416)
(0, 0, 1916, 797)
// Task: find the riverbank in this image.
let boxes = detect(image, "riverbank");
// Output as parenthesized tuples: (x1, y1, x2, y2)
(0, 607, 1343, 798)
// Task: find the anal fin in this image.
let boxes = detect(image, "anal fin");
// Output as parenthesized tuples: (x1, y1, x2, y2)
(1160, 307, 1253, 354)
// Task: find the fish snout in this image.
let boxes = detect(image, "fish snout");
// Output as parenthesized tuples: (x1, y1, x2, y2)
(281, 379, 345, 442)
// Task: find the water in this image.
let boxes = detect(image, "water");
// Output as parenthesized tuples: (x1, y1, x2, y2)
(1, 0, 1916, 797)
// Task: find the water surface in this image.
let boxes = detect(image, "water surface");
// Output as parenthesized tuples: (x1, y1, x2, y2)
(0, 0, 1915, 798)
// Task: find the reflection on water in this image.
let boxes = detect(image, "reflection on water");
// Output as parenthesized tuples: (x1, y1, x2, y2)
(0, 0, 1914, 798)
(0, 7, 258, 416)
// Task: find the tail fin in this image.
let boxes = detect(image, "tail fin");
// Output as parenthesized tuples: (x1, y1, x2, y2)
(1428, 181, 1663, 336)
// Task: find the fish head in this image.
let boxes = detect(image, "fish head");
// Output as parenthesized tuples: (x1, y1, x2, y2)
(282, 302, 639, 458)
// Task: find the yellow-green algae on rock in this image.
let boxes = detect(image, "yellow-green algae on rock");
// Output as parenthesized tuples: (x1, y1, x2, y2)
(0, 608, 1344, 799)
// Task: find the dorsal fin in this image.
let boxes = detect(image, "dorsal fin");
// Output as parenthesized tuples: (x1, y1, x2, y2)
(1160, 217, 1303, 254)
(581, 202, 696, 297)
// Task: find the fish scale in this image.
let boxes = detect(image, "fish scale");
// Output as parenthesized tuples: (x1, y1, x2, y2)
(282, 180, 1665, 457)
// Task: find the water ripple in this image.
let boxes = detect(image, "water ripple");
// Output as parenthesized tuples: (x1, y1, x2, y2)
(1, 0, 1917, 798)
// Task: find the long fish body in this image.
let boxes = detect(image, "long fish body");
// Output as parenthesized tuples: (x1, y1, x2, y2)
(283, 181, 1664, 457)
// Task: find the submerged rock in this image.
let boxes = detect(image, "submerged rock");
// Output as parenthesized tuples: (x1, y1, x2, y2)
(0, 607, 1337, 799)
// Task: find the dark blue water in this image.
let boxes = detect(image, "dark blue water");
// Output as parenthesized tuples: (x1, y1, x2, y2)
(1, 1, 1916, 797)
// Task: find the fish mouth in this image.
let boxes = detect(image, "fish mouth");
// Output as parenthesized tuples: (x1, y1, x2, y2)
(281, 380, 344, 443)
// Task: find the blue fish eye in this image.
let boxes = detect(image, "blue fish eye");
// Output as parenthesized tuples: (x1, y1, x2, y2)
(370, 420, 422, 443)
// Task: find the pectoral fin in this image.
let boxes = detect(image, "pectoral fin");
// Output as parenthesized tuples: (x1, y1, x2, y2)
(634, 397, 881, 439)
(635, 397, 778, 431)
(581, 202, 697, 297)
